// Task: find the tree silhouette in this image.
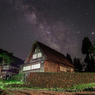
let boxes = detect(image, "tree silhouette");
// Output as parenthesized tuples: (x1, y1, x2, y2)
(66, 53, 72, 64)
(73, 57, 82, 72)
(84, 55, 91, 72)
(82, 37, 93, 57)
(88, 40, 95, 62)
(81, 37, 94, 72)
(90, 56, 95, 72)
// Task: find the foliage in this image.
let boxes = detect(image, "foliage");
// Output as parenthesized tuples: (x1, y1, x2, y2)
(1, 75, 95, 92)
(25, 72, 95, 89)
(81, 37, 93, 55)
(0, 52, 14, 65)
(10, 73, 25, 82)
(88, 40, 95, 59)
(84, 54, 95, 72)
(66, 53, 72, 64)
(73, 57, 82, 72)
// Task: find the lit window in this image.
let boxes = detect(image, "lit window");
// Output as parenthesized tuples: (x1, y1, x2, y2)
(2, 65, 9, 70)
(38, 52, 42, 57)
(71, 68, 73, 71)
(35, 47, 40, 52)
(60, 66, 63, 71)
(31, 63, 40, 69)
(31, 65, 34, 69)
(23, 66, 31, 71)
(60, 66, 67, 72)
(35, 48, 38, 52)
(33, 54, 37, 59)
(32, 52, 42, 59)
(63, 67, 67, 72)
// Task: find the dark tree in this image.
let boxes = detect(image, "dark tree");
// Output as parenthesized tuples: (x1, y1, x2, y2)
(73, 57, 82, 72)
(66, 53, 72, 64)
(81, 37, 93, 56)
(88, 40, 95, 61)
(81, 37, 94, 72)
(84, 55, 91, 72)
(90, 56, 95, 72)
(91, 56, 94, 67)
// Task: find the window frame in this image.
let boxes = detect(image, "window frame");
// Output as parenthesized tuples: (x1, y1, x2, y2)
(32, 52, 42, 59)
(31, 63, 40, 69)
(23, 63, 41, 71)
(60, 66, 67, 72)
(23, 65, 31, 71)
(2, 65, 9, 70)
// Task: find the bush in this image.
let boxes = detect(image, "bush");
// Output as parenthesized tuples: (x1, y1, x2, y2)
(83, 87, 95, 91)
(10, 73, 25, 82)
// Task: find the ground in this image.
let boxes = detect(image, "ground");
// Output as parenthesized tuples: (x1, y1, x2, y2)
(1, 88, 95, 95)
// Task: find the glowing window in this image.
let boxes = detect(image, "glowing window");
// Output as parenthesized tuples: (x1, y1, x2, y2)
(31, 63, 40, 69)
(35, 48, 38, 52)
(33, 53, 37, 59)
(71, 68, 73, 71)
(23, 66, 31, 71)
(2, 65, 9, 70)
(38, 52, 42, 57)
(32, 52, 42, 59)
(60, 66, 67, 72)
(63, 67, 67, 72)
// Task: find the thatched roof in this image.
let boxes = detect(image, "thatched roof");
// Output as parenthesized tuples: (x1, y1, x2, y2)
(25, 41, 74, 68)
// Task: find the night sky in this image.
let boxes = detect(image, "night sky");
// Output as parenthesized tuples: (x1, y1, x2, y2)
(0, 0, 95, 61)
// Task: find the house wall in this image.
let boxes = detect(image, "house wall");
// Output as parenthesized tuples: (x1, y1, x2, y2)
(44, 60, 58, 72)
(0, 65, 19, 79)
(59, 63, 74, 73)
(22, 61, 44, 74)
(44, 60, 74, 73)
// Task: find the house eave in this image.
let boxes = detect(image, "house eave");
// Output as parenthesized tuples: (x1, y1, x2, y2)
(45, 58, 74, 68)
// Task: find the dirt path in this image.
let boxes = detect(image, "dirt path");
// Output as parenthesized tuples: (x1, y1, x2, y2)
(2, 88, 95, 95)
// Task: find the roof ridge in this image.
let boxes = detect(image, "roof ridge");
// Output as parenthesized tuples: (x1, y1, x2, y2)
(36, 41, 65, 57)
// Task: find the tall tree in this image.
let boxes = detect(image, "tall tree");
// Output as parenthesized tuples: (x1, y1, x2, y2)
(90, 56, 95, 71)
(81, 37, 93, 57)
(66, 53, 72, 64)
(88, 40, 95, 71)
(84, 55, 91, 72)
(88, 41, 95, 59)
(73, 57, 82, 72)
(81, 37, 93, 72)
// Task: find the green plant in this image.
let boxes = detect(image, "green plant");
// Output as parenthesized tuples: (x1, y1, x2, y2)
(11, 73, 25, 82)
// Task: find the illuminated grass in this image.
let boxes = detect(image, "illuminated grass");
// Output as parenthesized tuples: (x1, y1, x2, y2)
(1, 79, 95, 92)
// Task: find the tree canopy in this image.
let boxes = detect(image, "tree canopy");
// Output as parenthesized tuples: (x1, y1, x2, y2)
(66, 53, 72, 64)
(88, 41, 95, 57)
(81, 37, 93, 55)
(0, 49, 14, 66)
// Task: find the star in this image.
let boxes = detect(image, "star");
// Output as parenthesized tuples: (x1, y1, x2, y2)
(92, 32, 94, 35)
(77, 31, 80, 34)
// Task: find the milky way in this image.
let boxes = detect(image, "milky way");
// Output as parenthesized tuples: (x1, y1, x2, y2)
(0, 0, 95, 60)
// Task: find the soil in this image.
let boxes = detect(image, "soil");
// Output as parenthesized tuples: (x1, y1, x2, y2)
(1, 88, 95, 95)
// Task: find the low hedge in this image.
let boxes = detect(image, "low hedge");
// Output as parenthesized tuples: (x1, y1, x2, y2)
(10, 73, 25, 82)
(26, 72, 95, 88)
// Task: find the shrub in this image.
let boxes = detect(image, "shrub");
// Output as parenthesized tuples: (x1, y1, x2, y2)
(10, 73, 25, 82)
(83, 87, 95, 91)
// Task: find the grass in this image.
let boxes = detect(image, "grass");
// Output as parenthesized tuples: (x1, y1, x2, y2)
(0, 79, 95, 94)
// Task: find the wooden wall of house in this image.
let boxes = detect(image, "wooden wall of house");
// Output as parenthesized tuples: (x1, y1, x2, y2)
(59, 63, 74, 73)
(44, 60, 58, 72)
(44, 60, 74, 73)
(21, 61, 44, 75)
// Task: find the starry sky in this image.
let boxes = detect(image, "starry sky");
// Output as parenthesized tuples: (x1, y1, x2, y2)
(0, 0, 95, 61)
